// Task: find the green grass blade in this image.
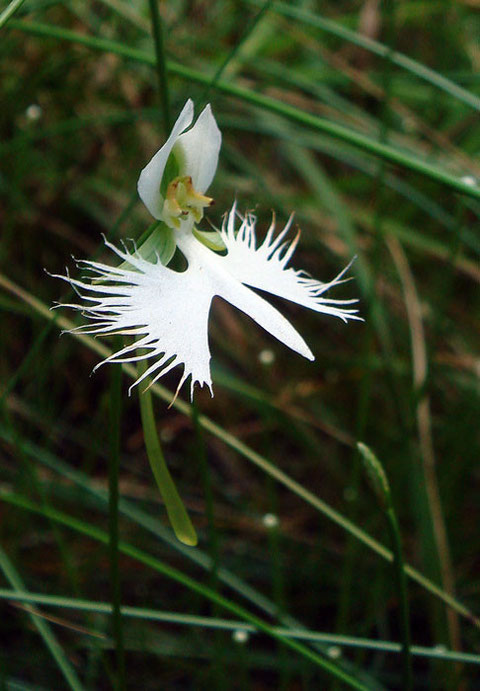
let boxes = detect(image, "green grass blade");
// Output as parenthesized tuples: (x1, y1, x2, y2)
(253, 0, 480, 113)
(200, 0, 274, 101)
(0, 546, 84, 690)
(7, 19, 480, 199)
(108, 358, 126, 690)
(358, 443, 413, 691)
(0, 492, 370, 690)
(147, 0, 170, 135)
(0, 589, 478, 666)
(0, 0, 27, 29)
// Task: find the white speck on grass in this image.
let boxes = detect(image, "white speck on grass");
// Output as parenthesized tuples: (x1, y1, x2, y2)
(262, 513, 279, 529)
(26, 104, 42, 121)
(328, 646, 342, 659)
(433, 644, 447, 654)
(232, 629, 249, 644)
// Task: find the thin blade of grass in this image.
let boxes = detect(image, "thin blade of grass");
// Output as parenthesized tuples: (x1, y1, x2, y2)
(108, 356, 126, 691)
(7, 19, 480, 200)
(147, 0, 170, 135)
(0, 546, 84, 690)
(0, 491, 370, 690)
(249, 0, 480, 113)
(0, 0, 27, 29)
(0, 589, 478, 666)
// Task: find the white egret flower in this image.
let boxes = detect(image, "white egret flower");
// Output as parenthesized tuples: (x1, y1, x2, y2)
(137, 98, 221, 229)
(55, 101, 361, 399)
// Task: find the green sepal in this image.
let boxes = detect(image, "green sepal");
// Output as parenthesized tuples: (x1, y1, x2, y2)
(139, 223, 176, 265)
(193, 227, 226, 252)
(119, 221, 176, 270)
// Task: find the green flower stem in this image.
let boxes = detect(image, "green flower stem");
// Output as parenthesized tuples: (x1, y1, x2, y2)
(357, 443, 413, 691)
(147, 0, 170, 135)
(386, 506, 414, 691)
(191, 404, 227, 687)
(8, 19, 480, 200)
(108, 355, 126, 691)
(137, 359, 198, 546)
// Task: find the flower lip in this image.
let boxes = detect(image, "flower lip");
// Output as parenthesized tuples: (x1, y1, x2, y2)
(54, 204, 361, 401)
(137, 100, 221, 224)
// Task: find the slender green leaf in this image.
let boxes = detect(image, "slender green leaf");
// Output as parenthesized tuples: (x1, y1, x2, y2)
(7, 19, 480, 199)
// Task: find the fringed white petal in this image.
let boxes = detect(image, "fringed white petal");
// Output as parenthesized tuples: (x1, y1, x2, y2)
(219, 204, 362, 323)
(56, 206, 360, 399)
(55, 238, 214, 400)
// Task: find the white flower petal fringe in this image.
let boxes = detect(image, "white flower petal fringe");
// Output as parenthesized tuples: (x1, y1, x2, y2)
(54, 205, 361, 399)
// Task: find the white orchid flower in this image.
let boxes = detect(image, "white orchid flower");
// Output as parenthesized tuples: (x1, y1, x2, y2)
(137, 98, 221, 230)
(55, 101, 361, 399)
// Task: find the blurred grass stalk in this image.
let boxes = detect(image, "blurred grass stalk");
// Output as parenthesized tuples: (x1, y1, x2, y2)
(6, 18, 480, 199)
(387, 234, 460, 654)
(147, 0, 170, 135)
(0, 546, 83, 690)
(357, 442, 413, 691)
(0, 0, 27, 29)
(0, 588, 477, 666)
(108, 351, 126, 690)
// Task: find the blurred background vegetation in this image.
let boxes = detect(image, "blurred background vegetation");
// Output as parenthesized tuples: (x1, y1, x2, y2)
(1, 0, 479, 688)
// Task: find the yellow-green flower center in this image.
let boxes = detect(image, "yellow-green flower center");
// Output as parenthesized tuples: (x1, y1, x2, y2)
(162, 175, 213, 229)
